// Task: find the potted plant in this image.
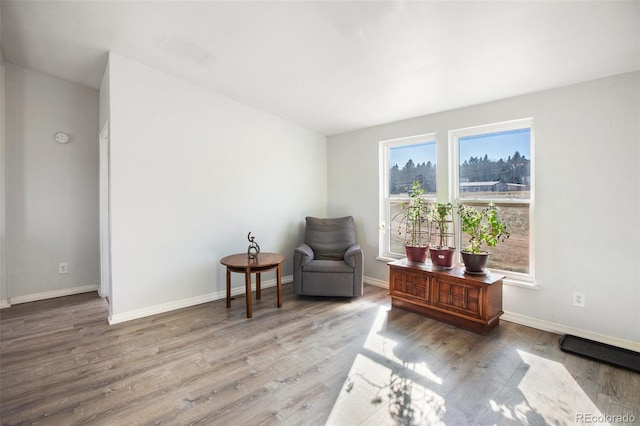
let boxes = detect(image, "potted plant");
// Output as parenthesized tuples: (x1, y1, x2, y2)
(392, 181, 430, 263)
(457, 203, 509, 274)
(429, 202, 456, 268)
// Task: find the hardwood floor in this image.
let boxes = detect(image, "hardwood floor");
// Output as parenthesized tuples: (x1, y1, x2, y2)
(1, 284, 639, 425)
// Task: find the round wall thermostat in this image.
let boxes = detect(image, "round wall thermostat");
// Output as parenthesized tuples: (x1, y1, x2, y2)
(54, 132, 69, 144)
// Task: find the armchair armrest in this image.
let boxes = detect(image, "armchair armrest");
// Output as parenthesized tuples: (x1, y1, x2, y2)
(343, 244, 363, 268)
(295, 243, 314, 267)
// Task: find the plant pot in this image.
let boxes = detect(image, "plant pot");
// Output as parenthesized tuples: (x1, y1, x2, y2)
(460, 251, 490, 273)
(405, 245, 429, 263)
(429, 247, 455, 268)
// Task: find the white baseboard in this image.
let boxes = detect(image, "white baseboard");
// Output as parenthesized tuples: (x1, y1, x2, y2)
(108, 292, 219, 325)
(0, 299, 10, 309)
(364, 276, 388, 289)
(108, 275, 294, 325)
(8, 284, 99, 305)
(502, 311, 640, 352)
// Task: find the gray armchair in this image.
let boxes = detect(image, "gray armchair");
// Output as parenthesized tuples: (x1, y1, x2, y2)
(293, 216, 364, 297)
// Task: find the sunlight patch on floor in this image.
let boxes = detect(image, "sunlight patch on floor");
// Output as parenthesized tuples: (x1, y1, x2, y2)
(363, 306, 443, 386)
(326, 307, 445, 425)
(489, 350, 609, 425)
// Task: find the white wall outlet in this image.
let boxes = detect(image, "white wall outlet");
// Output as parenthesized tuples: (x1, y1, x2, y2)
(572, 291, 585, 307)
(58, 262, 68, 274)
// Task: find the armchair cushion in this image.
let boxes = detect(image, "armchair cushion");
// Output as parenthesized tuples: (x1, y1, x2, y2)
(302, 260, 354, 273)
(304, 216, 356, 261)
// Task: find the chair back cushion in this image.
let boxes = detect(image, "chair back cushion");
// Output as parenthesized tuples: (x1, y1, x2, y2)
(305, 216, 356, 260)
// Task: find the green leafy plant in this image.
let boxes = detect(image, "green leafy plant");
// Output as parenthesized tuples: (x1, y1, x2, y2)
(392, 181, 430, 247)
(430, 202, 454, 248)
(457, 203, 509, 254)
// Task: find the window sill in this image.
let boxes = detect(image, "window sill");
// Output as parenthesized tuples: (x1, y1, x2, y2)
(504, 277, 540, 290)
(376, 255, 399, 263)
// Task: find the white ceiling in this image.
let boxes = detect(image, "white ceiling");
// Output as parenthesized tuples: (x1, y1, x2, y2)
(1, 1, 639, 135)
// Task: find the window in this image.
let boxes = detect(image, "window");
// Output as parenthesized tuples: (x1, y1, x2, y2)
(378, 119, 535, 284)
(450, 118, 534, 280)
(379, 134, 436, 258)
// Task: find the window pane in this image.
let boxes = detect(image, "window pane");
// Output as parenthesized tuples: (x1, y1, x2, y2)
(459, 128, 530, 200)
(389, 142, 436, 197)
(464, 204, 530, 274)
(389, 200, 407, 255)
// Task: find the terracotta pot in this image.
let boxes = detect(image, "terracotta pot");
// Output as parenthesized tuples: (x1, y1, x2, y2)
(460, 251, 490, 273)
(405, 245, 429, 263)
(429, 247, 455, 268)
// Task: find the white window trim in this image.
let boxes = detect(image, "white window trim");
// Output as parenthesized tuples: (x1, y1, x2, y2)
(449, 117, 536, 285)
(379, 133, 436, 260)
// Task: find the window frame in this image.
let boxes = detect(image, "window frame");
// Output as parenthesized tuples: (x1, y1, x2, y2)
(378, 133, 437, 260)
(449, 118, 535, 285)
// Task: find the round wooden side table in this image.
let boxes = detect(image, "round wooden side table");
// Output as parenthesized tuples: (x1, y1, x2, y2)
(220, 252, 285, 318)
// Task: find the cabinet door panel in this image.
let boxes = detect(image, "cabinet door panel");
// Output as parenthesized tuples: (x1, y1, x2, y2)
(390, 268, 430, 303)
(435, 279, 482, 318)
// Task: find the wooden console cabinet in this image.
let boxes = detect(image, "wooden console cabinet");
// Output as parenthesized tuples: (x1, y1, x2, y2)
(388, 259, 504, 335)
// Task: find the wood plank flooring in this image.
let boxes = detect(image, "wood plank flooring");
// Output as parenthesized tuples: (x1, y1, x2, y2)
(1, 284, 639, 425)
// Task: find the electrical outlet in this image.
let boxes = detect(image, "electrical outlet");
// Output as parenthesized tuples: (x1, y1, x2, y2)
(572, 291, 585, 307)
(58, 262, 68, 274)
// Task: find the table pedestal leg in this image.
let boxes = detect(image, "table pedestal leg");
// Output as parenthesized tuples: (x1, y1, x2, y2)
(226, 268, 231, 308)
(245, 268, 252, 318)
(256, 273, 261, 300)
(277, 264, 282, 308)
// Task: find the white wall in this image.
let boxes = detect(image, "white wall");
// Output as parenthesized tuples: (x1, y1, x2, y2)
(105, 53, 327, 322)
(328, 71, 640, 344)
(5, 64, 100, 302)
